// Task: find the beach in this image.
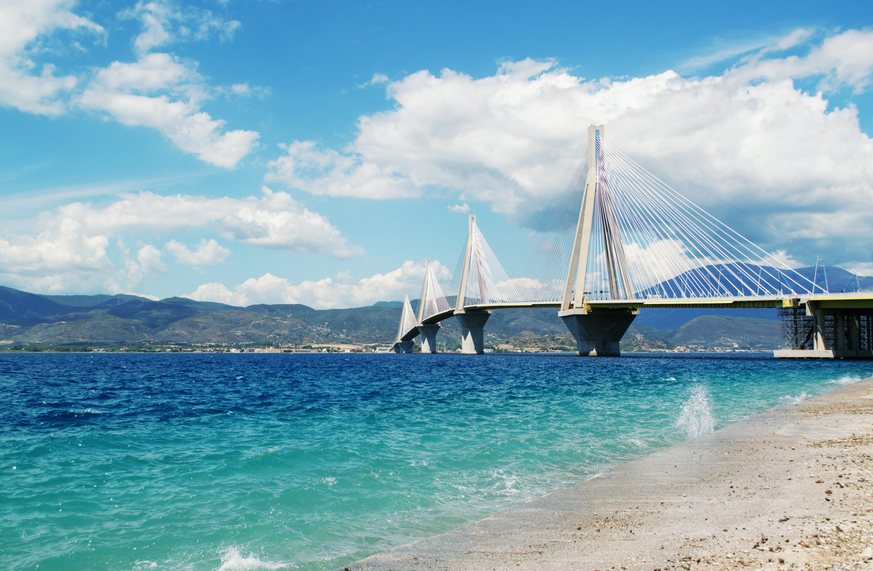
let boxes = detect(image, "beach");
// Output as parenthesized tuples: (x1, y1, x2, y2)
(347, 376, 873, 571)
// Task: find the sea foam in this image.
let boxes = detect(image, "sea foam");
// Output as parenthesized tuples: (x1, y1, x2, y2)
(675, 384, 715, 439)
(830, 375, 863, 386)
(216, 547, 288, 571)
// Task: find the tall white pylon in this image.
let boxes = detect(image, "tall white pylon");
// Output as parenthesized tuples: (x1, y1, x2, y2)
(559, 124, 638, 356)
(417, 260, 451, 323)
(562, 124, 632, 310)
(455, 215, 476, 311)
(455, 215, 523, 307)
(392, 292, 417, 353)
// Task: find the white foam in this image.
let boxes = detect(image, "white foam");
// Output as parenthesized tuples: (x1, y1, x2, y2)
(675, 385, 715, 439)
(829, 375, 863, 386)
(216, 547, 289, 571)
(780, 391, 810, 405)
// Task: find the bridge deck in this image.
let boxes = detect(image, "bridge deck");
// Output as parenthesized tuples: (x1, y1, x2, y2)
(415, 293, 873, 323)
(405, 293, 873, 341)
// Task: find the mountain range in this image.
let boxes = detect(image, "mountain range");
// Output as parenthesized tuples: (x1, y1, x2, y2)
(0, 264, 866, 351)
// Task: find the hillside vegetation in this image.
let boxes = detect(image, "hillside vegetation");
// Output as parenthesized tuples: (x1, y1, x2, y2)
(0, 285, 789, 352)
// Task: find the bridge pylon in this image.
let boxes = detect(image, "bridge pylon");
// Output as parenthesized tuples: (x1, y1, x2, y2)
(392, 292, 418, 353)
(559, 124, 638, 356)
(416, 259, 441, 353)
(454, 214, 492, 354)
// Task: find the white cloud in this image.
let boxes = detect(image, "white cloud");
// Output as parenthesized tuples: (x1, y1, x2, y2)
(0, 217, 111, 276)
(119, 0, 241, 55)
(359, 72, 390, 88)
(678, 28, 813, 73)
(231, 83, 250, 95)
(447, 203, 470, 213)
(122, 243, 166, 289)
(138, 244, 167, 274)
(0, 216, 114, 293)
(187, 260, 452, 309)
(78, 52, 260, 168)
(47, 187, 361, 258)
(266, 30, 873, 265)
(0, 0, 103, 115)
(0, 187, 360, 293)
(266, 140, 416, 199)
(0, 0, 257, 168)
(166, 238, 231, 266)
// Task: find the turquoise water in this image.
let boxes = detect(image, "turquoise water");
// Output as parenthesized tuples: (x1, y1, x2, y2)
(1, 352, 870, 570)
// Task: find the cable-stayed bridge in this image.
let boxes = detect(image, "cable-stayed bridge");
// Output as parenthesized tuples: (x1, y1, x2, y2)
(393, 125, 873, 359)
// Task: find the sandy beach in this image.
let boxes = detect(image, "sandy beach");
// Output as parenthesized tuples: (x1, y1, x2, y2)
(345, 376, 873, 571)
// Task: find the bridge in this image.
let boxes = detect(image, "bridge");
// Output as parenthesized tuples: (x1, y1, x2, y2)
(392, 125, 873, 359)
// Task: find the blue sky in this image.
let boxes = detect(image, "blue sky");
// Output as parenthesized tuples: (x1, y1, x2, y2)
(1, 0, 872, 308)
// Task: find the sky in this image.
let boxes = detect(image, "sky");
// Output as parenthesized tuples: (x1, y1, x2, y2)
(1, 0, 873, 308)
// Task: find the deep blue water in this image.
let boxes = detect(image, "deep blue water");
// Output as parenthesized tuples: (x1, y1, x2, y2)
(1, 352, 870, 570)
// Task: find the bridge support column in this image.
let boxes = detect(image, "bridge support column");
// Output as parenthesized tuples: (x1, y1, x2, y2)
(456, 310, 491, 355)
(836, 312, 847, 351)
(417, 324, 440, 354)
(393, 340, 415, 353)
(849, 313, 861, 351)
(811, 304, 827, 352)
(559, 309, 637, 357)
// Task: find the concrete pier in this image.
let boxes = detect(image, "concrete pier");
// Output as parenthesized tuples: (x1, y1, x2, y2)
(393, 340, 415, 353)
(559, 308, 637, 356)
(417, 324, 440, 354)
(456, 310, 491, 355)
(775, 300, 873, 359)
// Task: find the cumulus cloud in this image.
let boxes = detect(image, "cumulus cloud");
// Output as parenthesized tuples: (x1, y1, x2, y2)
(187, 260, 452, 309)
(78, 52, 260, 168)
(0, 187, 360, 292)
(0, 217, 111, 276)
(122, 243, 167, 289)
(0, 216, 113, 293)
(0, 0, 258, 168)
(0, 0, 103, 115)
(166, 238, 231, 266)
(48, 187, 361, 258)
(266, 30, 873, 266)
(138, 244, 168, 274)
(447, 203, 470, 213)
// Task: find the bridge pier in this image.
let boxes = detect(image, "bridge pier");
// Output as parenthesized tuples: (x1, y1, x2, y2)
(417, 324, 440, 353)
(393, 340, 415, 353)
(776, 302, 873, 359)
(456, 310, 491, 355)
(559, 308, 638, 357)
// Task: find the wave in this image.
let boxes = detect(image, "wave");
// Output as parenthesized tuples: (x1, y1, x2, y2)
(216, 547, 288, 571)
(675, 384, 715, 439)
(829, 375, 863, 386)
(780, 391, 810, 405)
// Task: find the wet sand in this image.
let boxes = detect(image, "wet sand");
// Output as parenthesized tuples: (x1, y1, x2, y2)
(344, 377, 873, 571)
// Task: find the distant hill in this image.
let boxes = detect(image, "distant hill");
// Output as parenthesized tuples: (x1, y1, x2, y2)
(1, 268, 867, 350)
(666, 316, 780, 349)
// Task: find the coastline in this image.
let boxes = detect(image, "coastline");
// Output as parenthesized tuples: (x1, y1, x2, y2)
(344, 376, 873, 571)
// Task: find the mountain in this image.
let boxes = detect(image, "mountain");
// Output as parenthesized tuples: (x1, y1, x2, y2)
(631, 264, 873, 331)
(0, 286, 79, 323)
(2, 268, 866, 350)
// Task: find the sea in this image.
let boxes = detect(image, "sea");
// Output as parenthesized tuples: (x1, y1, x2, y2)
(2, 352, 871, 571)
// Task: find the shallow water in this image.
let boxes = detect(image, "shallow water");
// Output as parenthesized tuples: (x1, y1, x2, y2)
(1, 352, 870, 570)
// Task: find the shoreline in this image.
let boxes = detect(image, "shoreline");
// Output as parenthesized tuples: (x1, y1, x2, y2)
(345, 376, 873, 570)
